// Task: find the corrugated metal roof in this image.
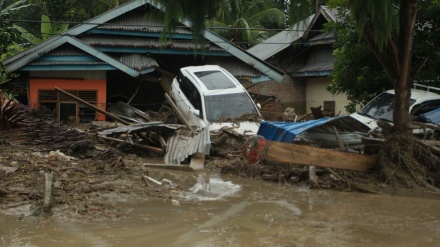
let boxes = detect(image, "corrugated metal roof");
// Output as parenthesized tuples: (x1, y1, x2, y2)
(98, 11, 192, 35)
(291, 61, 333, 77)
(28, 60, 107, 66)
(306, 32, 335, 45)
(80, 35, 222, 51)
(4, 0, 285, 82)
(118, 54, 158, 70)
(48, 45, 90, 56)
(247, 15, 314, 60)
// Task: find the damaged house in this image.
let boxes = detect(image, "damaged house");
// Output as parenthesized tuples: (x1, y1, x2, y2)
(247, 6, 349, 117)
(2, 0, 284, 126)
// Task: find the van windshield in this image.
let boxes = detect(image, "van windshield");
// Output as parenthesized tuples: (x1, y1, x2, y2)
(204, 93, 258, 122)
(194, 70, 237, 90)
(358, 92, 416, 121)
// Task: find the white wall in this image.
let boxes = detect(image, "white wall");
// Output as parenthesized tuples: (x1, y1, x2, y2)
(306, 77, 350, 116)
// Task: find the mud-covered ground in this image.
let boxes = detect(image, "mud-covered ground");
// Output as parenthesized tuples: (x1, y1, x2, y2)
(0, 128, 352, 224)
(1, 125, 440, 224)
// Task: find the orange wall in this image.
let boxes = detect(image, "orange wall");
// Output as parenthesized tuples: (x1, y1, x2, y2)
(29, 79, 107, 121)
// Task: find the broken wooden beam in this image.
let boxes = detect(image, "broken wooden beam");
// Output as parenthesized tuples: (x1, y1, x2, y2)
(242, 135, 377, 172)
(97, 135, 163, 153)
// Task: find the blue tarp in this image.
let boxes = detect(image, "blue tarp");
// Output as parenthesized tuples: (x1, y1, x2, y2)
(257, 118, 331, 143)
(420, 108, 440, 126)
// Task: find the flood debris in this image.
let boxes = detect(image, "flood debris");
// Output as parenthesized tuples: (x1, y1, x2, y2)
(242, 135, 377, 172)
(0, 95, 93, 154)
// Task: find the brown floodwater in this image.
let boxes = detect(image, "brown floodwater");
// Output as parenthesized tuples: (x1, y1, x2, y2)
(1, 172, 440, 247)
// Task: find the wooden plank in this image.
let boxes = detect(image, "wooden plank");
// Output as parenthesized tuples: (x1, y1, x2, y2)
(142, 163, 194, 172)
(264, 140, 377, 172)
(97, 135, 163, 153)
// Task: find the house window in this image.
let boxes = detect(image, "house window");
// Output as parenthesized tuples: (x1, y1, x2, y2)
(324, 101, 336, 116)
(38, 90, 97, 125)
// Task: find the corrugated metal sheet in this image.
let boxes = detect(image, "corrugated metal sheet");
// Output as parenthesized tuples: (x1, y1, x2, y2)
(247, 15, 314, 60)
(118, 54, 158, 70)
(107, 101, 153, 123)
(306, 32, 335, 45)
(291, 61, 333, 77)
(97, 121, 179, 136)
(98, 11, 192, 35)
(28, 60, 106, 66)
(420, 108, 440, 126)
(80, 35, 222, 51)
(164, 127, 211, 164)
(48, 45, 90, 56)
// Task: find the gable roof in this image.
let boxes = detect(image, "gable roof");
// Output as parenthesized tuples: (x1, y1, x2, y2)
(247, 5, 339, 60)
(247, 15, 314, 60)
(4, 0, 284, 82)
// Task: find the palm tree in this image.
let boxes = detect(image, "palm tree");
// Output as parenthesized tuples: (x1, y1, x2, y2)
(206, 0, 285, 49)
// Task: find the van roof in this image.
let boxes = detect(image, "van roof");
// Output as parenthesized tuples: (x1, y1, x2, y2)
(384, 88, 440, 102)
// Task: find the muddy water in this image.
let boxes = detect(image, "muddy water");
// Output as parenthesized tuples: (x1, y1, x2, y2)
(1, 172, 440, 247)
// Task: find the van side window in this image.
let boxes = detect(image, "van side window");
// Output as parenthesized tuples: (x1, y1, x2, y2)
(177, 73, 202, 113)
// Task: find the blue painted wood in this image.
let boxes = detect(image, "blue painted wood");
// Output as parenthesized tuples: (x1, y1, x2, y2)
(95, 47, 232, 56)
(38, 55, 97, 61)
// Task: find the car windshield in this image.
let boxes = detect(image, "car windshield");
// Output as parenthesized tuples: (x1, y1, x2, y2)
(358, 92, 416, 121)
(204, 92, 258, 122)
(194, 70, 237, 90)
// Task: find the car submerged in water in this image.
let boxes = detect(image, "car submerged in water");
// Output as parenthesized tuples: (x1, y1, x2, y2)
(169, 65, 262, 134)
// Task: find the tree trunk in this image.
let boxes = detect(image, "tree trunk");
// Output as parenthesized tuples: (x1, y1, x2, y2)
(393, 78, 411, 134)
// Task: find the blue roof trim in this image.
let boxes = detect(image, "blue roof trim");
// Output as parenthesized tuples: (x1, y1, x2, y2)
(38, 55, 98, 62)
(95, 47, 231, 56)
(6, 36, 140, 77)
(64, 37, 140, 77)
(250, 75, 271, 83)
(139, 67, 155, 74)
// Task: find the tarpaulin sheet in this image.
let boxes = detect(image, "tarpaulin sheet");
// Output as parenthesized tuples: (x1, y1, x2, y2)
(257, 118, 331, 143)
(420, 108, 440, 126)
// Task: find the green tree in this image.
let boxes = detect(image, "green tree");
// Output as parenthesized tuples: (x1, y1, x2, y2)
(327, 0, 440, 113)
(206, 0, 285, 49)
(1, 0, 32, 84)
(325, 2, 392, 113)
(13, 14, 68, 44)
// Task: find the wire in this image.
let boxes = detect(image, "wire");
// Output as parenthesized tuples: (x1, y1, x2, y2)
(3, 18, 323, 32)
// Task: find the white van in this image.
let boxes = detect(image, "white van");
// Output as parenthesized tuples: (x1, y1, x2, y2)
(169, 65, 262, 134)
(350, 85, 440, 131)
